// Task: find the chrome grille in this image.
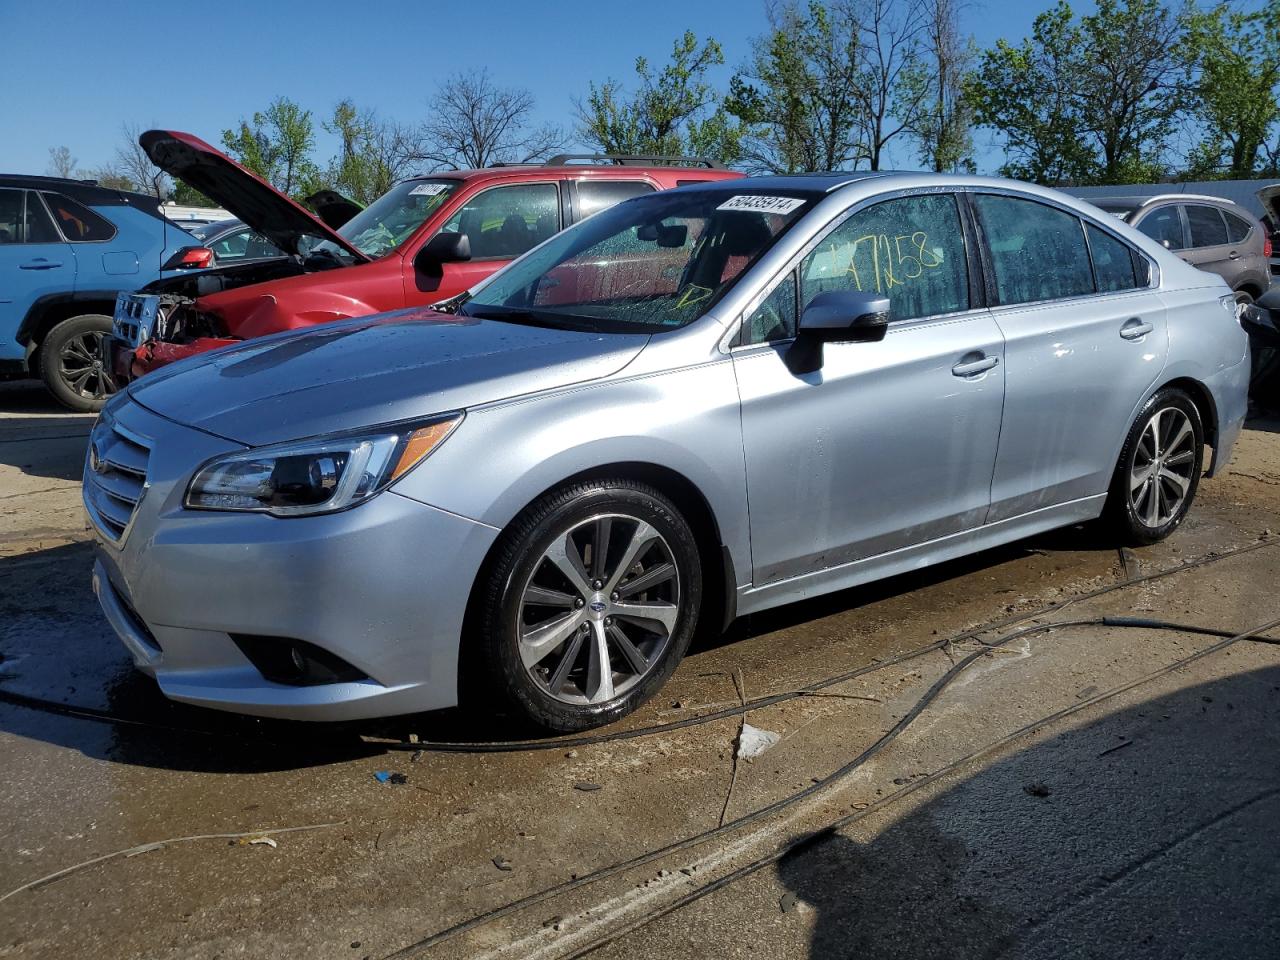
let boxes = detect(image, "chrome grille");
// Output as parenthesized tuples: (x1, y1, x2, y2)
(84, 415, 151, 543)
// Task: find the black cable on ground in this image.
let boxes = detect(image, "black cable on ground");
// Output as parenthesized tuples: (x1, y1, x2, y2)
(372, 536, 1280, 754)
(561, 614, 1280, 959)
(386, 613, 1280, 959)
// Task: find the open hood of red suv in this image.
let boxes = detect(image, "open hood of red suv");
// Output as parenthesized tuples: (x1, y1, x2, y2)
(140, 130, 369, 262)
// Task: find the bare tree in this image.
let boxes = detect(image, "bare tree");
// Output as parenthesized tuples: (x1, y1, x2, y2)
(46, 146, 79, 179)
(845, 0, 929, 170)
(109, 123, 170, 197)
(422, 70, 566, 169)
(326, 101, 430, 203)
(909, 0, 976, 172)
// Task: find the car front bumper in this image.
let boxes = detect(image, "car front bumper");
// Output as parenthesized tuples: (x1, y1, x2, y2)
(86, 395, 498, 720)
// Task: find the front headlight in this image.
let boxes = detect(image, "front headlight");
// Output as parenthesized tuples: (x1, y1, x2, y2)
(185, 414, 462, 516)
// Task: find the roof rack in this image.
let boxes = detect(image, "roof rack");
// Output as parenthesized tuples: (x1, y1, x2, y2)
(494, 154, 725, 169)
(1138, 193, 1239, 207)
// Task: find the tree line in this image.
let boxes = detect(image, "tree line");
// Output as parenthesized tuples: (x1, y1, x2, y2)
(47, 0, 1280, 206)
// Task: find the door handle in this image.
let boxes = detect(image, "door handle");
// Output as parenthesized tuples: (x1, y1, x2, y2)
(1228, 251, 1241, 260)
(952, 354, 999, 377)
(1120, 318, 1153, 340)
(19, 259, 62, 270)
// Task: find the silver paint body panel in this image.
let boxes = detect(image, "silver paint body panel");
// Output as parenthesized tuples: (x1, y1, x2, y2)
(87, 173, 1251, 720)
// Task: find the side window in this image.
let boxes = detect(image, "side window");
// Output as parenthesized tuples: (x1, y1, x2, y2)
(1086, 224, 1139, 292)
(972, 194, 1093, 305)
(440, 183, 560, 260)
(0, 190, 22, 243)
(799, 193, 969, 322)
(1223, 211, 1253, 244)
(1135, 206, 1185, 249)
(576, 181, 655, 221)
(41, 192, 115, 241)
(210, 228, 251, 261)
(741, 272, 798, 345)
(1186, 205, 1228, 248)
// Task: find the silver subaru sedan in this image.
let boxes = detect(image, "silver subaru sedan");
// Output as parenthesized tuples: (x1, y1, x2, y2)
(84, 173, 1250, 732)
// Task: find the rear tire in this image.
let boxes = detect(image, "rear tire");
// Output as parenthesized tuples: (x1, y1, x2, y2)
(474, 479, 702, 733)
(1102, 388, 1203, 546)
(39, 314, 117, 412)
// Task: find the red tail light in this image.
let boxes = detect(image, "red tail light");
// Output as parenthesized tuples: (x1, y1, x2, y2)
(163, 246, 214, 270)
(1265, 235, 1273, 259)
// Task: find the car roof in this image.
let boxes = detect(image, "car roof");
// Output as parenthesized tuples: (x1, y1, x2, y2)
(0, 173, 162, 211)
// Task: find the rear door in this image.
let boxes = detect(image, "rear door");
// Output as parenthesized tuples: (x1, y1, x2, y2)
(1182, 203, 1238, 286)
(973, 192, 1169, 521)
(0, 189, 75, 363)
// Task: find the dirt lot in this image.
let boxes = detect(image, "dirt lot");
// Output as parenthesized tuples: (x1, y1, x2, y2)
(2, 379, 1279, 959)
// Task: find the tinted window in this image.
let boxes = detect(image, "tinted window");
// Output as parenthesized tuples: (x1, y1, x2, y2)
(973, 194, 1093, 305)
(1223, 211, 1253, 244)
(577, 180, 655, 220)
(0, 190, 22, 243)
(0, 190, 61, 244)
(1186, 205, 1228, 248)
(1087, 224, 1138, 292)
(800, 194, 969, 322)
(742, 271, 798, 344)
(1135, 206, 1184, 249)
(42, 192, 115, 241)
(442, 183, 560, 259)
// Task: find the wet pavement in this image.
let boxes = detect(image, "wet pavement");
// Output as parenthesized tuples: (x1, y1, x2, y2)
(1, 379, 1279, 959)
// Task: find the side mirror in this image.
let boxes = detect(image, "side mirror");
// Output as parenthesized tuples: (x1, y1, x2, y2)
(414, 231, 471, 272)
(786, 290, 890, 375)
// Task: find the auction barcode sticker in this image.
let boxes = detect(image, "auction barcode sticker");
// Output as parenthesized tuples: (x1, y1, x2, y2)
(716, 195, 806, 214)
(409, 182, 449, 196)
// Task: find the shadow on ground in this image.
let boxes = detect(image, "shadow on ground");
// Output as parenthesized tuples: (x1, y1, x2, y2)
(777, 664, 1280, 959)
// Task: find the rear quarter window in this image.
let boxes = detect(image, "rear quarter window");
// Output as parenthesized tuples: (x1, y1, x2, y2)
(41, 192, 116, 242)
(1223, 211, 1253, 244)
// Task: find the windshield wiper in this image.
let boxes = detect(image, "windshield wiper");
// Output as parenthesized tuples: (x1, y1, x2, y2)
(460, 307, 581, 330)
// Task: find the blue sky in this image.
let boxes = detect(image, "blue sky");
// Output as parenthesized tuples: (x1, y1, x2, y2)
(0, 0, 1251, 178)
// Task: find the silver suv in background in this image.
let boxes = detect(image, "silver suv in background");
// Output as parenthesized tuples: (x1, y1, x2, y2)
(1086, 194, 1271, 304)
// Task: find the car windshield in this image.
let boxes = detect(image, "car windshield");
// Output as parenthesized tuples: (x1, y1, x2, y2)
(311, 179, 460, 260)
(458, 189, 813, 333)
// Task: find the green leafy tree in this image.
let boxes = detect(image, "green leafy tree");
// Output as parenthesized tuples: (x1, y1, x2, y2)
(967, 2, 1094, 183)
(170, 180, 219, 207)
(220, 97, 324, 200)
(324, 101, 428, 203)
(1179, 1, 1280, 178)
(1075, 0, 1186, 184)
(579, 31, 744, 165)
(728, 2, 867, 173)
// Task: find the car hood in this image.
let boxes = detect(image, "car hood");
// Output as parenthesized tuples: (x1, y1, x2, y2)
(127, 307, 649, 447)
(140, 130, 368, 262)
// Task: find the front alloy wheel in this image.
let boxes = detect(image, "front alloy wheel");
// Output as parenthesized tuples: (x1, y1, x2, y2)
(474, 480, 702, 732)
(519, 514, 681, 705)
(39, 314, 117, 412)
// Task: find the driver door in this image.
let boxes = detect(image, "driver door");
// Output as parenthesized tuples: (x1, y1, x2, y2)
(732, 192, 1006, 587)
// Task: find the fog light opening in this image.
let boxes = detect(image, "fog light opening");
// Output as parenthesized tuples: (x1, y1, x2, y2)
(231, 635, 369, 687)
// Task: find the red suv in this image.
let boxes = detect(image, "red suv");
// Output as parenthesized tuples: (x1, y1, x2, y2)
(108, 131, 740, 382)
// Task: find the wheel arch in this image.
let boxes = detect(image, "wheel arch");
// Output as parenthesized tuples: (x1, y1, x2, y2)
(18, 292, 119, 349)
(1152, 376, 1220, 475)
(457, 460, 736, 706)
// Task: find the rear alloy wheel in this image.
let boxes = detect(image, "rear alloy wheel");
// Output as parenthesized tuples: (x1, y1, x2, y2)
(1105, 388, 1203, 545)
(39, 314, 117, 412)
(476, 481, 702, 732)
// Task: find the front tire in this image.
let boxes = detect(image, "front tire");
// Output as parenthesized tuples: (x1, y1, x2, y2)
(39, 314, 117, 412)
(1103, 388, 1203, 545)
(475, 480, 703, 733)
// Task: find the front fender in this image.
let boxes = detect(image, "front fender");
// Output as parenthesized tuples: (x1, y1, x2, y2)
(392, 358, 752, 591)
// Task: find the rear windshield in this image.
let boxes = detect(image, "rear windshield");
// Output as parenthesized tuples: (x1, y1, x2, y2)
(459, 189, 814, 334)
